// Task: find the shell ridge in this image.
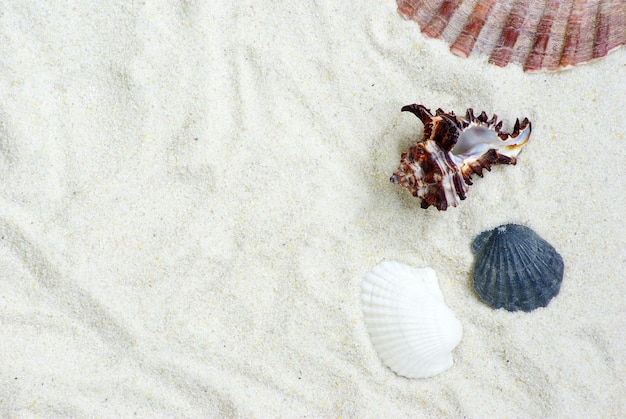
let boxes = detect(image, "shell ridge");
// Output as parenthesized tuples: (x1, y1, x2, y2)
(473, 232, 499, 303)
(507, 231, 539, 273)
(376, 325, 458, 377)
(450, 0, 498, 58)
(371, 321, 453, 354)
(472, 228, 493, 253)
(364, 262, 444, 301)
(423, 0, 462, 39)
(489, 0, 536, 67)
(530, 245, 564, 293)
(510, 231, 560, 310)
(593, 2, 610, 58)
(368, 311, 458, 367)
(524, 0, 562, 71)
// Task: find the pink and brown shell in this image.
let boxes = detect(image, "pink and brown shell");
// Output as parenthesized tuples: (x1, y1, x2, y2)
(391, 104, 531, 210)
(397, 0, 626, 72)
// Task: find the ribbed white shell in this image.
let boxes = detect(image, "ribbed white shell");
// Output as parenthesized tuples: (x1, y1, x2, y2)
(361, 261, 463, 378)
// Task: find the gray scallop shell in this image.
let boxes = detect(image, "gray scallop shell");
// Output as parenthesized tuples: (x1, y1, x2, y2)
(472, 224, 564, 312)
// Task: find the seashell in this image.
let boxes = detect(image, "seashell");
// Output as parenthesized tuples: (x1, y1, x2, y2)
(391, 104, 531, 210)
(472, 224, 565, 312)
(361, 261, 463, 378)
(397, 0, 626, 72)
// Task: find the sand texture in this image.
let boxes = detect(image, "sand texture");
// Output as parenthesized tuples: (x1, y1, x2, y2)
(1, 1, 625, 417)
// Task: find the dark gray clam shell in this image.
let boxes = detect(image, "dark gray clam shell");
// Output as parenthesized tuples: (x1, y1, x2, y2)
(472, 224, 564, 312)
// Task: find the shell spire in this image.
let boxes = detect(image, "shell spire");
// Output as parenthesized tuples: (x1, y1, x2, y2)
(391, 104, 531, 210)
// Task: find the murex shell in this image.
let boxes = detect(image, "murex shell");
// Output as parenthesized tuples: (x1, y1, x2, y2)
(391, 104, 531, 210)
(397, 0, 626, 72)
(472, 224, 565, 312)
(361, 261, 463, 378)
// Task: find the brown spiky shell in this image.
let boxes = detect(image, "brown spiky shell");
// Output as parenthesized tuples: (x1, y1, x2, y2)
(391, 104, 531, 210)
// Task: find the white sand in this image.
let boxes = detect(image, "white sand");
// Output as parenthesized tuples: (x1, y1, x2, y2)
(1, 1, 624, 416)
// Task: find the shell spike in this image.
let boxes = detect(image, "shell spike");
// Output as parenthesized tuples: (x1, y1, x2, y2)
(401, 104, 433, 124)
(477, 111, 489, 123)
(466, 108, 476, 122)
(522, 118, 532, 135)
(512, 120, 531, 144)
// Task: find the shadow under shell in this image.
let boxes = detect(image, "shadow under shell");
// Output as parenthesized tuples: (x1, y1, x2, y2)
(472, 224, 564, 312)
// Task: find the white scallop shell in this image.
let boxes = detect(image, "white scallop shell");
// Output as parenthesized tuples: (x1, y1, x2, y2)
(361, 261, 463, 378)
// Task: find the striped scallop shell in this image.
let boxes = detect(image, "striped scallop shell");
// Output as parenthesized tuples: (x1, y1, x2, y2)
(472, 224, 565, 312)
(361, 261, 463, 378)
(397, 0, 626, 72)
